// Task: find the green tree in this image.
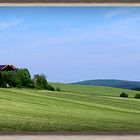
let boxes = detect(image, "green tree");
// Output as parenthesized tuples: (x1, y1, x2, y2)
(33, 74, 54, 91)
(1, 71, 9, 87)
(0, 71, 21, 87)
(16, 68, 32, 87)
(0, 72, 4, 87)
(34, 74, 48, 89)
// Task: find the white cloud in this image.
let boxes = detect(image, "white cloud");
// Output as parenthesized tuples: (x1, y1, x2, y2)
(105, 7, 139, 19)
(0, 18, 23, 30)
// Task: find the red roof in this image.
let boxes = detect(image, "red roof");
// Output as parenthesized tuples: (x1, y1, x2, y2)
(0, 65, 16, 71)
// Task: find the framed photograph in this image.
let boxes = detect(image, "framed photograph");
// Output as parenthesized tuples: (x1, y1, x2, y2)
(0, 4, 139, 140)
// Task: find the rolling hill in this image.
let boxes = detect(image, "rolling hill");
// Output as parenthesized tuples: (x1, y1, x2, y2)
(73, 79, 140, 89)
(0, 84, 139, 132)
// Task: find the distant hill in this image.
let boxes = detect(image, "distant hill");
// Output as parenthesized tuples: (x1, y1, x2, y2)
(73, 79, 140, 90)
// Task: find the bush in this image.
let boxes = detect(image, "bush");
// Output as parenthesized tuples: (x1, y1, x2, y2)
(0, 71, 20, 88)
(46, 84, 54, 91)
(134, 93, 140, 99)
(33, 74, 54, 91)
(120, 92, 128, 97)
(0, 68, 32, 88)
(34, 74, 48, 90)
(56, 87, 60, 91)
(0, 68, 54, 91)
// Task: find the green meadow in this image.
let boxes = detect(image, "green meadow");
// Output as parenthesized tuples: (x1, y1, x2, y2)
(0, 83, 139, 132)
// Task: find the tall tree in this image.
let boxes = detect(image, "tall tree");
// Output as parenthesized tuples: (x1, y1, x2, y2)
(16, 68, 32, 87)
(34, 74, 48, 89)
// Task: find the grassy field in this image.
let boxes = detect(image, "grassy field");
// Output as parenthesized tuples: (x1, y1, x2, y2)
(0, 83, 139, 132)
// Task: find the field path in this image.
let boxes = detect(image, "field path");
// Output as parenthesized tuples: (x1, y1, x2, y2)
(0, 135, 139, 140)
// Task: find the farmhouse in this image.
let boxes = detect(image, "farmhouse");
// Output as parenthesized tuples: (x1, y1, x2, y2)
(0, 65, 16, 71)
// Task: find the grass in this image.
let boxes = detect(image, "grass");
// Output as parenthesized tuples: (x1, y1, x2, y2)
(51, 82, 140, 97)
(0, 83, 139, 132)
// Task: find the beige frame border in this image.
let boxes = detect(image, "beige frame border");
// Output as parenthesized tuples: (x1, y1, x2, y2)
(0, 3, 140, 6)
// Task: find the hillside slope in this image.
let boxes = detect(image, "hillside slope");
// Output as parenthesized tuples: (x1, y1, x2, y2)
(0, 85, 139, 132)
(73, 79, 140, 89)
(51, 82, 140, 97)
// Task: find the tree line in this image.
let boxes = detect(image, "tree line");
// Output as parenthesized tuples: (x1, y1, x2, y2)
(0, 68, 54, 90)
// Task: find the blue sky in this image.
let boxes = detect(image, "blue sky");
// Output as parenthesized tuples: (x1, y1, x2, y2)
(0, 7, 140, 82)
